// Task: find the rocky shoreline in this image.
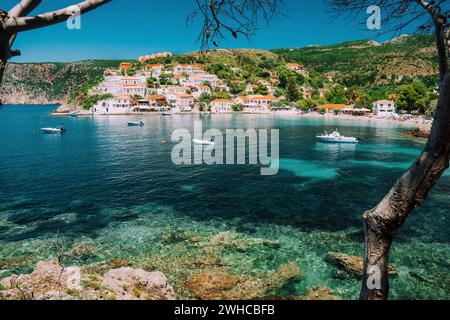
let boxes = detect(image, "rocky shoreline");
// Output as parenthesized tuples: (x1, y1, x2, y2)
(0, 261, 175, 300)
(0, 249, 390, 300)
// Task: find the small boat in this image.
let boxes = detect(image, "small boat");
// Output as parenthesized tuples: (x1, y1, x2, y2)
(316, 131, 358, 144)
(127, 121, 144, 127)
(162, 112, 173, 116)
(69, 111, 79, 117)
(41, 125, 66, 134)
(193, 139, 216, 146)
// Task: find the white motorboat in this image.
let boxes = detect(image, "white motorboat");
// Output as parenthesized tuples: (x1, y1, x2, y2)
(127, 121, 144, 127)
(69, 111, 79, 117)
(193, 139, 216, 146)
(316, 131, 358, 144)
(41, 125, 66, 134)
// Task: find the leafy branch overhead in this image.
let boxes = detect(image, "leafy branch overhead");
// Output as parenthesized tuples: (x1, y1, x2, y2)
(188, 0, 283, 48)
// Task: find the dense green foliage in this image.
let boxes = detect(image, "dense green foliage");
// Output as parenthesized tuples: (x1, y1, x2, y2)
(272, 35, 438, 88)
(396, 81, 430, 113)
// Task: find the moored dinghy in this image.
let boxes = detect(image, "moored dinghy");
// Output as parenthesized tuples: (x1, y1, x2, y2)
(127, 121, 144, 127)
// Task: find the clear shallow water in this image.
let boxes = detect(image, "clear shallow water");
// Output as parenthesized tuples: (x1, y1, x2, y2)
(0, 105, 449, 299)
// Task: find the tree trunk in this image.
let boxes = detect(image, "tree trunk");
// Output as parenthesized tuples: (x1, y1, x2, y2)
(0, 30, 12, 88)
(0, 55, 6, 87)
(360, 74, 450, 300)
(0, 30, 9, 87)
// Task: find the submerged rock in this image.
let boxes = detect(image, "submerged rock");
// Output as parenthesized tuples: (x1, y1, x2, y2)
(0, 261, 175, 300)
(185, 271, 249, 300)
(207, 232, 280, 251)
(183, 256, 224, 268)
(185, 262, 301, 300)
(403, 128, 429, 138)
(326, 252, 398, 279)
(300, 286, 342, 300)
(0, 255, 33, 270)
(67, 242, 97, 260)
(160, 231, 200, 244)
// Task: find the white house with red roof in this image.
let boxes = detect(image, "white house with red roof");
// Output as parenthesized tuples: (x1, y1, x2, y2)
(234, 95, 278, 112)
(191, 85, 211, 98)
(286, 63, 306, 75)
(92, 75, 147, 97)
(211, 99, 234, 113)
(166, 93, 195, 113)
(173, 64, 194, 75)
(257, 80, 276, 94)
(146, 64, 164, 78)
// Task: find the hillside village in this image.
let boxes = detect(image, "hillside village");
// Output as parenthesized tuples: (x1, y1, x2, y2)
(42, 35, 438, 120)
(84, 58, 436, 119)
(87, 58, 303, 115)
(84, 56, 399, 118)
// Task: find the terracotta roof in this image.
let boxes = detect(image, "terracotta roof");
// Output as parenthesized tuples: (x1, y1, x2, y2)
(148, 95, 166, 100)
(321, 104, 348, 109)
(212, 99, 233, 103)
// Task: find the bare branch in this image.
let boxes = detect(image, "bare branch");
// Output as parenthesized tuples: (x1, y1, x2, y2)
(4, 0, 111, 33)
(188, 0, 284, 49)
(9, 0, 42, 17)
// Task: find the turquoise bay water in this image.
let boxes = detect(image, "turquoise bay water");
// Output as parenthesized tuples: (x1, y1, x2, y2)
(0, 105, 449, 299)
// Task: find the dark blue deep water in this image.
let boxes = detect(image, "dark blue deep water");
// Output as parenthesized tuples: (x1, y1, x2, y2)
(0, 105, 449, 299)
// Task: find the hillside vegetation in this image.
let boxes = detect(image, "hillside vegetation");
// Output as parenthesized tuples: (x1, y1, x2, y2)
(272, 35, 438, 88)
(0, 35, 439, 109)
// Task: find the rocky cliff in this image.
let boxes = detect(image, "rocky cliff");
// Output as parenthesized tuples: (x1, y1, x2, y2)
(0, 60, 122, 105)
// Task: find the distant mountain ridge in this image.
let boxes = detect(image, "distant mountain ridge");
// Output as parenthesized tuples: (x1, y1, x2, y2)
(0, 35, 439, 105)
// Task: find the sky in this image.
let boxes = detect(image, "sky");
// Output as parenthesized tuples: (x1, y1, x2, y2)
(3, 0, 418, 62)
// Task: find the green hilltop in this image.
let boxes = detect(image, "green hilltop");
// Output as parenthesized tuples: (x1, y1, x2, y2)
(272, 34, 438, 87)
